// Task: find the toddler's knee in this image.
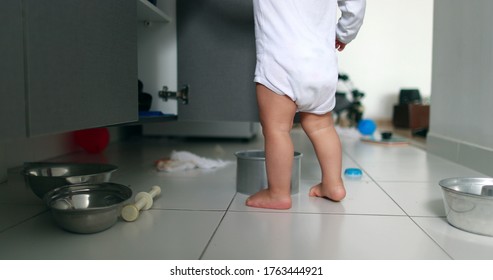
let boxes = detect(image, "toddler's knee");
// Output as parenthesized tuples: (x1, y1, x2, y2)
(261, 122, 293, 136)
(300, 113, 334, 135)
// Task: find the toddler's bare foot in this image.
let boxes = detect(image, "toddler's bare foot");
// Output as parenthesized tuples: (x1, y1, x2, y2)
(246, 189, 292, 210)
(309, 182, 346, 202)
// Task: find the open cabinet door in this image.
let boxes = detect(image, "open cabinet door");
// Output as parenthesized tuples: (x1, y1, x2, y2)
(176, 0, 258, 122)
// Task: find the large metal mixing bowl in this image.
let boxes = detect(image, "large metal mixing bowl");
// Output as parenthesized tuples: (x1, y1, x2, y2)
(24, 162, 118, 199)
(439, 177, 493, 236)
(44, 183, 132, 234)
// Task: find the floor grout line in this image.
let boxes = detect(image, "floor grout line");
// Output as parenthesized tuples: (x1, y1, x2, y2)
(408, 216, 454, 260)
(198, 192, 238, 260)
(343, 147, 454, 258)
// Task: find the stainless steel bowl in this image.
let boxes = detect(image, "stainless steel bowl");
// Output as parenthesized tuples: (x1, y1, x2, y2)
(24, 162, 118, 199)
(235, 150, 302, 195)
(44, 183, 132, 234)
(439, 177, 493, 236)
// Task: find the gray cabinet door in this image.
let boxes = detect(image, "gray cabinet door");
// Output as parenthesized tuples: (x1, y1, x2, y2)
(176, 0, 258, 122)
(0, 0, 26, 139)
(24, 0, 138, 136)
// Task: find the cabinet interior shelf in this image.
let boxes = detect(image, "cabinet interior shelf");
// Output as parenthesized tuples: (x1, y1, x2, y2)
(137, 0, 171, 23)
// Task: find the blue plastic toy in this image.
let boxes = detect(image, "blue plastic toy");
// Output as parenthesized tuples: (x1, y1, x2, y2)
(357, 119, 377, 135)
(344, 168, 363, 178)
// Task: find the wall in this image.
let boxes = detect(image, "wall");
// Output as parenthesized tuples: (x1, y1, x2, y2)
(427, 0, 493, 176)
(337, 0, 434, 121)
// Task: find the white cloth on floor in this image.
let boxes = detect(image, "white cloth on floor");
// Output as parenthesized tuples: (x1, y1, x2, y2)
(156, 151, 231, 172)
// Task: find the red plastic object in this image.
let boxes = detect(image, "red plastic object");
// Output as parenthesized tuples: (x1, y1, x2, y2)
(73, 128, 110, 154)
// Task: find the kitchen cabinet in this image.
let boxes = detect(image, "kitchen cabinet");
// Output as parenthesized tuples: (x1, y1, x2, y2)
(137, 0, 171, 23)
(24, 0, 138, 136)
(176, 0, 259, 122)
(142, 0, 259, 139)
(0, 0, 26, 139)
(4, 0, 258, 140)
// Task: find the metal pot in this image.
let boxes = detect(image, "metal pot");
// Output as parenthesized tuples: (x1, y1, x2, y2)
(235, 150, 302, 195)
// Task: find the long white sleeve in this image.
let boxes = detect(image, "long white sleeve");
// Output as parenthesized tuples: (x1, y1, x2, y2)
(337, 0, 366, 43)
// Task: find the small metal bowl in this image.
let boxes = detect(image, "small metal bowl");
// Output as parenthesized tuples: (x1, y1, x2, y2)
(235, 150, 302, 195)
(439, 177, 493, 236)
(44, 183, 132, 234)
(24, 162, 118, 199)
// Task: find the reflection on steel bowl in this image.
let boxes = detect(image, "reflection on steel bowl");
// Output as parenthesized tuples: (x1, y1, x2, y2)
(44, 183, 132, 234)
(439, 177, 493, 237)
(23, 162, 118, 199)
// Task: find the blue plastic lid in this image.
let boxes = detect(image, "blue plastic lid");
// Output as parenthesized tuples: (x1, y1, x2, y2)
(344, 168, 363, 177)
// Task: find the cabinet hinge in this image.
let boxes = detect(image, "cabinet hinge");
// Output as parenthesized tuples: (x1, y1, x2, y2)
(158, 85, 189, 105)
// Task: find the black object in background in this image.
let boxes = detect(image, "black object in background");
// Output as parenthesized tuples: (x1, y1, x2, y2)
(138, 80, 152, 112)
(399, 89, 422, 105)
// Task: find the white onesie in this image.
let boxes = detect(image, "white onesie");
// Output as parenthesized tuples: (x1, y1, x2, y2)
(253, 0, 366, 114)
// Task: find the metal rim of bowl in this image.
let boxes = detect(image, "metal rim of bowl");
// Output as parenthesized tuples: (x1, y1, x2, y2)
(23, 162, 118, 178)
(234, 150, 303, 160)
(439, 177, 493, 200)
(44, 183, 132, 212)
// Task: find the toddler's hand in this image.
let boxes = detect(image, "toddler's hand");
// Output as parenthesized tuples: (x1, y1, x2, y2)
(335, 39, 347, 51)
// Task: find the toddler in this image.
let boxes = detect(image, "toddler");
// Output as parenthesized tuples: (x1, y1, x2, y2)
(246, 0, 366, 209)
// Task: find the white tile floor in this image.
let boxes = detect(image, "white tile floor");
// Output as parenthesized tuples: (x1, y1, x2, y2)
(1, 126, 493, 260)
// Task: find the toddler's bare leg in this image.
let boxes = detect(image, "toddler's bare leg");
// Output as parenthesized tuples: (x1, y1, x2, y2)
(300, 112, 346, 201)
(246, 84, 297, 209)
